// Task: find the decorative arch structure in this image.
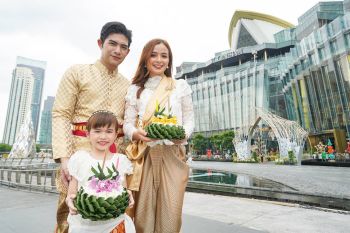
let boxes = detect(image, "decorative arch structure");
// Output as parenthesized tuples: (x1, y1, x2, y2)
(233, 108, 308, 165)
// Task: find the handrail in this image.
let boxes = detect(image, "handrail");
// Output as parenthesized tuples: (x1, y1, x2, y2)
(0, 160, 59, 193)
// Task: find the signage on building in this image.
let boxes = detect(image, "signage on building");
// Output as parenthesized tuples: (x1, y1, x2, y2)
(211, 50, 242, 63)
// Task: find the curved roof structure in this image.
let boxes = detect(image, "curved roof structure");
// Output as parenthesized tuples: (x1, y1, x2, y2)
(228, 10, 294, 50)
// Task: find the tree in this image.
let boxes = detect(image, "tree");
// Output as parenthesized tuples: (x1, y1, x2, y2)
(36, 144, 41, 153)
(192, 134, 210, 155)
(0, 143, 12, 152)
(221, 131, 235, 153)
(210, 131, 235, 154)
(210, 133, 223, 153)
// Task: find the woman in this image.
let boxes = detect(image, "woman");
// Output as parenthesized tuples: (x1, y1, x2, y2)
(123, 38, 194, 233)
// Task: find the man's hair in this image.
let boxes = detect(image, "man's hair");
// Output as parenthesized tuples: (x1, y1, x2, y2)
(87, 110, 118, 132)
(100, 21, 132, 47)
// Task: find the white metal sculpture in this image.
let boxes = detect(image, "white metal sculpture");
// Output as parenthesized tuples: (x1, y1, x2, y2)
(255, 108, 308, 164)
(9, 111, 36, 158)
(233, 125, 251, 160)
(233, 108, 308, 164)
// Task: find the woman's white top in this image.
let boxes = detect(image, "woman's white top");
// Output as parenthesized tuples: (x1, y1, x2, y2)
(67, 150, 135, 233)
(123, 76, 195, 142)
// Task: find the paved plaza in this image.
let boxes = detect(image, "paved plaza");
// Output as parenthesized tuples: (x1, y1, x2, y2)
(190, 161, 350, 198)
(1, 184, 349, 233)
(1, 161, 350, 232)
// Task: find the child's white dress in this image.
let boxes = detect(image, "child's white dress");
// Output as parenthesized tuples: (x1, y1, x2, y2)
(67, 150, 135, 233)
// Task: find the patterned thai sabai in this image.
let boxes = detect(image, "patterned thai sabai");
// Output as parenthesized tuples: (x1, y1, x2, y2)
(74, 162, 129, 221)
(144, 102, 185, 140)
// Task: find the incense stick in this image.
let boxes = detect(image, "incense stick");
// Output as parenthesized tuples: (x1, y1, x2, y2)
(101, 148, 108, 170)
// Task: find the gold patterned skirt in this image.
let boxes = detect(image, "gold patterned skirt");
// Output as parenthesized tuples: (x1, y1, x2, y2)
(133, 145, 189, 233)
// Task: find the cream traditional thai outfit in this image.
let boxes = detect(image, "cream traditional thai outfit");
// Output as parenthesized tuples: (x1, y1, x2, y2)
(67, 151, 135, 233)
(52, 60, 130, 233)
(123, 76, 194, 233)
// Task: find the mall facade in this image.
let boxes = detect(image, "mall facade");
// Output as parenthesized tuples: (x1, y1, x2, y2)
(175, 1, 350, 152)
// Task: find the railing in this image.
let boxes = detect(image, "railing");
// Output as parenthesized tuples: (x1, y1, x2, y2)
(0, 158, 59, 193)
(2, 159, 350, 211)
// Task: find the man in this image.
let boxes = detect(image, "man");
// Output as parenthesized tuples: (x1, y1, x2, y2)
(52, 21, 132, 233)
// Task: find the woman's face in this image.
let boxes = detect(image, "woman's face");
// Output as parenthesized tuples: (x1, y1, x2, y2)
(146, 43, 170, 77)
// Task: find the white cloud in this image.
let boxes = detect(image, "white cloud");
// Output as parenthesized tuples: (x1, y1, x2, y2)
(0, 0, 333, 141)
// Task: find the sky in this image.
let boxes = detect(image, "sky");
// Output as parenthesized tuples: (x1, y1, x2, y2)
(0, 0, 334, 142)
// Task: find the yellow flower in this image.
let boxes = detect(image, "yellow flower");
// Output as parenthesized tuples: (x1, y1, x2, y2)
(155, 100, 159, 112)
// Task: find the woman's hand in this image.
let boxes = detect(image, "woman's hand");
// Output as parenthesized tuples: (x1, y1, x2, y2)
(171, 138, 187, 145)
(127, 189, 135, 208)
(65, 194, 77, 215)
(132, 128, 152, 142)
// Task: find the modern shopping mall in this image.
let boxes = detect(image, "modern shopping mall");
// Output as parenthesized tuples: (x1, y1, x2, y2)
(175, 0, 350, 152)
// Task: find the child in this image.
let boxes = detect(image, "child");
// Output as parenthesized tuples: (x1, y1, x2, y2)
(65, 110, 135, 233)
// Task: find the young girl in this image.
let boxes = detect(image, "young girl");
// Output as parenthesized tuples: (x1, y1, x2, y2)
(65, 110, 135, 233)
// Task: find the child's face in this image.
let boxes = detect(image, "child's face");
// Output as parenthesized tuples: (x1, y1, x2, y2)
(87, 125, 117, 152)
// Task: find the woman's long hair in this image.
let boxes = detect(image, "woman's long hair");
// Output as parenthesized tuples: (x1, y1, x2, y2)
(132, 38, 173, 98)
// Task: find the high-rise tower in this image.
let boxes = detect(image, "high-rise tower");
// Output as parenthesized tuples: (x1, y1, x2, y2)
(3, 56, 46, 145)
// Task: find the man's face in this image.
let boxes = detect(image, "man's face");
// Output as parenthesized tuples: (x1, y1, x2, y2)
(98, 33, 130, 70)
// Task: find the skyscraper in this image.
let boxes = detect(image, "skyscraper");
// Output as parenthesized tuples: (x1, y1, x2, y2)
(38, 96, 55, 145)
(3, 56, 46, 145)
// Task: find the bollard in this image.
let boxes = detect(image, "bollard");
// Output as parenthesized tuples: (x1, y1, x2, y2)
(15, 170, 20, 183)
(7, 170, 12, 182)
(51, 169, 56, 187)
(37, 170, 41, 185)
(25, 171, 30, 184)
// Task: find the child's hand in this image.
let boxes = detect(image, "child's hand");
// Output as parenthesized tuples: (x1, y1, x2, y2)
(66, 194, 77, 215)
(127, 189, 134, 208)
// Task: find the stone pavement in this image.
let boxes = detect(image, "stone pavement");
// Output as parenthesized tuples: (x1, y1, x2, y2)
(1, 186, 349, 233)
(189, 161, 350, 198)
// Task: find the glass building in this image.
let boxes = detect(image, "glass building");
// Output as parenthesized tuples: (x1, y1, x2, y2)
(3, 56, 46, 145)
(176, 1, 350, 152)
(38, 96, 55, 145)
(281, 1, 350, 151)
(176, 10, 295, 135)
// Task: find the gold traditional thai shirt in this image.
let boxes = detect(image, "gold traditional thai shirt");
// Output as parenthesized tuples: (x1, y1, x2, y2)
(52, 60, 130, 161)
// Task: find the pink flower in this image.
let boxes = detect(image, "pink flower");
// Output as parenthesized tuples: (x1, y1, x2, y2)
(87, 173, 122, 193)
(94, 179, 121, 193)
(88, 177, 98, 190)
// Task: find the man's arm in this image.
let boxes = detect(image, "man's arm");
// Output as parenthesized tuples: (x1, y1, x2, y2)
(52, 66, 79, 162)
(52, 66, 79, 186)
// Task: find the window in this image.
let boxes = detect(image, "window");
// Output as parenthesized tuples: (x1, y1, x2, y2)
(318, 47, 325, 60)
(344, 33, 350, 48)
(248, 75, 253, 87)
(330, 40, 337, 54)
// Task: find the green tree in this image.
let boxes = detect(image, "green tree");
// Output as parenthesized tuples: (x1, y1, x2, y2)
(0, 143, 12, 152)
(36, 144, 41, 153)
(192, 134, 210, 155)
(221, 131, 235, 153)
(210, 131, 235, 154)
(210, 133, 223, 153)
